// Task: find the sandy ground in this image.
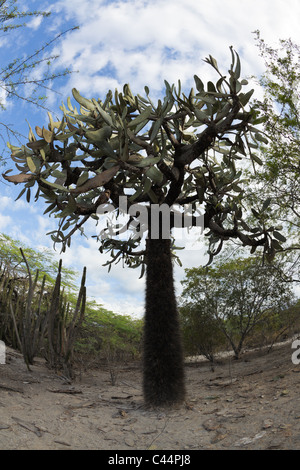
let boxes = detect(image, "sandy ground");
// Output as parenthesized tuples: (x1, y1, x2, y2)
(1, 340, 300, 450)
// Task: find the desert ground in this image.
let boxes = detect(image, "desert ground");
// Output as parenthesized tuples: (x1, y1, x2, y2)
(1, 339, 300, 450)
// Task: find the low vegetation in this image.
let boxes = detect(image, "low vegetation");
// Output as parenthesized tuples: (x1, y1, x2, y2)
(0, 232, 298, 380)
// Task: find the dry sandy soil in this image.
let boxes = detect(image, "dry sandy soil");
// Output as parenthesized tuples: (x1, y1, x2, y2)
(1, 340, 300, 451)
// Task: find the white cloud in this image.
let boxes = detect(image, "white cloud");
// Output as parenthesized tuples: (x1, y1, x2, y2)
(0, 196, 11, 209)
(47, 0, 300, 103)
(101, 296, 144, 319)
(27, 15, 44, 31)
(37, 214, 56, 236)
(0, 194, 38, 213)
(0, 214, 12, 230)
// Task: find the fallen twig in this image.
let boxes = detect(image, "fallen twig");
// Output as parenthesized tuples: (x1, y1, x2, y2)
(0, 383, 23, 393)
(11, 416, 43, 437)
(54, 440, 71, 447)
(47, 388, 82, 394)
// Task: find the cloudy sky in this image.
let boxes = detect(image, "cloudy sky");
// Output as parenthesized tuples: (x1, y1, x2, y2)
(1, 0, 300, 318)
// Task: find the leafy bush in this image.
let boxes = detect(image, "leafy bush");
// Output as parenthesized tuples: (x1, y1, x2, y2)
(179, 303, 227, 364)
(180, 254, 297, 359)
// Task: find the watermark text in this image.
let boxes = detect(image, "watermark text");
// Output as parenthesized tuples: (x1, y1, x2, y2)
(96, 196, 204, 249)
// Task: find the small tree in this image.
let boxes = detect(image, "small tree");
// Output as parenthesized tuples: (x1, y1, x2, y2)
(0, 232, 77, 288)
(4, 49, 282, 406)
(245, 33, 300, 279)
(179, 302, 226, 365)
(181, 256, 294, 359)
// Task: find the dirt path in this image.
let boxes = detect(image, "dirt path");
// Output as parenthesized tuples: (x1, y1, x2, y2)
(1, 341, 300, 450)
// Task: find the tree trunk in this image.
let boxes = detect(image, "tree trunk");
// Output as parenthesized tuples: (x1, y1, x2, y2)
(143, 236, 185, 407)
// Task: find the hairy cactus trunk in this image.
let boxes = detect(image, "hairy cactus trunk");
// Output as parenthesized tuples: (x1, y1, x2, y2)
(143, 236, 185, 407)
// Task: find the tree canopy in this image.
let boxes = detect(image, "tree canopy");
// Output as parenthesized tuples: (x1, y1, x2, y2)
(244, 32, 300, 279)
(3, 47, 282, 269)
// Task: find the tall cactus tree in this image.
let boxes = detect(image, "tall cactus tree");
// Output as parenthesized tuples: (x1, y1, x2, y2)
(4, 49, 283, 406)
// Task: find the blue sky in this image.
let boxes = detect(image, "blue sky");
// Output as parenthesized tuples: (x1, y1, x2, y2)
(1, 0, 300, 318)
